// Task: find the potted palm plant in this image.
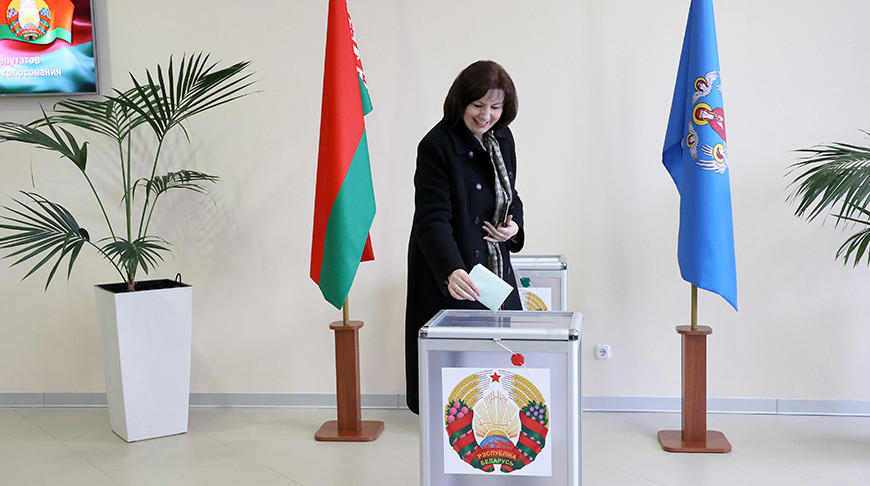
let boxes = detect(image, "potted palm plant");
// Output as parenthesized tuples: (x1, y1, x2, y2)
(0, 53, 255, 441)
(787, 132, 870, 266)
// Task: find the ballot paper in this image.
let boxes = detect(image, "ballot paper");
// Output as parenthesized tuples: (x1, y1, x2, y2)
(468, 263, 513, 311)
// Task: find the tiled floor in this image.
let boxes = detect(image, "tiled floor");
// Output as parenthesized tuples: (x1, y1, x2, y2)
(1, 407, 869, 485)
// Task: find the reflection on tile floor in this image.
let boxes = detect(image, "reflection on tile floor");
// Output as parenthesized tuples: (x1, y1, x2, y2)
(0, 408, 868, 485)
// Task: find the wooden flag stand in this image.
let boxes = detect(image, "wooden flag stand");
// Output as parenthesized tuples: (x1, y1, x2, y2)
(657, 285, 731, 453)
(315, 300, 384, 442)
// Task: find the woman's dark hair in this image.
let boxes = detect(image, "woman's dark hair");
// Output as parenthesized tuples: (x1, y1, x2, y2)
(443, 60, 518, 131)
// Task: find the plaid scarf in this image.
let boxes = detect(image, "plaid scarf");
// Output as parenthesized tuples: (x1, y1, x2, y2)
(483, 131, 513, 278)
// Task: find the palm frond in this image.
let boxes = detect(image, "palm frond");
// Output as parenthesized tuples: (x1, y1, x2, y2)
(786, 140, 870, 223)
(0, 115, 88, 173)
(100, 236, 170, 279)
(132, 170, 220, 202)
(832, 205, 870, 266)
(180, 58, 256, 119)
(32, 93, 145, 143)
(0, 192, 90, 289)
(110, 53, 256, 141)
(836, 226, 870, 267)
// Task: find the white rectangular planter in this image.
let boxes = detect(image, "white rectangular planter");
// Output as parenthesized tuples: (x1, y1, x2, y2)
(95, 280, 192, 442)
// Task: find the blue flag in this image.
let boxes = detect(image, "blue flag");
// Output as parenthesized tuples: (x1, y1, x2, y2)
(663, 0, 737, 310)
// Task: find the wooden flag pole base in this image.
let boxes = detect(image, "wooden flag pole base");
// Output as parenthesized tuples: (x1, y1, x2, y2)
(658, 325, 731, 453)
(315, 321, 384, 442)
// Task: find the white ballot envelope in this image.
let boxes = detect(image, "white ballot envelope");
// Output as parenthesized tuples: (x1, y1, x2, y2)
(468, 263, 513, 311)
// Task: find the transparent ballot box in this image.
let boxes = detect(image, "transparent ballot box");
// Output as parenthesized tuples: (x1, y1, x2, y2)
(418, 310, 582, 486)
(512, 255, 568, 312)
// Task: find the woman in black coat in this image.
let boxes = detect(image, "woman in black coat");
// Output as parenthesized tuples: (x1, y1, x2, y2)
(405, 61, 525, 414)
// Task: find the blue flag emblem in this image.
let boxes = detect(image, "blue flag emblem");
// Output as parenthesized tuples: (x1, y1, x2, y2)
(663, 0, 737, 310)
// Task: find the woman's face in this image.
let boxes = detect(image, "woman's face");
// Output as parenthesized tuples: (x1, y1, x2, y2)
(463, 89, 504, 142)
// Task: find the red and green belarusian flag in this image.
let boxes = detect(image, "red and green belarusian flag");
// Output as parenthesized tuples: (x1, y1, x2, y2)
(310, 0, 375, 309)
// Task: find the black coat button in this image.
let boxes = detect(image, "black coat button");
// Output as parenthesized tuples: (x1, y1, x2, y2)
(474, 249, 480, 258)
(474, 216, 480, 225)
(475, 183, 482, 190)
(468, 151, 475, 158)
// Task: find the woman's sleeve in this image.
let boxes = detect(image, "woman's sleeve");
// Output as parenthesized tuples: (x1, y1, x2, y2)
(413, 137, 465, 285)
(507, 192, 524, 253)
(504, 131, 525, 253)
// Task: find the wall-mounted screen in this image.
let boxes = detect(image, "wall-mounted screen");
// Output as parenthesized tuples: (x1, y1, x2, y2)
(0, 0, 98, 96)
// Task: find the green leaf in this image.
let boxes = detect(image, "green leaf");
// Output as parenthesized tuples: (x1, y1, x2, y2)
(787, 140, 870, 223)
(0, 116, 88, 173)
(836, 226, 870, 267)
(33, 95, 144, 143)
(100, 236, 170, 281)
(787, 134, 870, 267)
(831, 205, 870, 266)
(132, 170, 220, 202)
(110, 53, 256, 141)
(0, 192, 89, 290)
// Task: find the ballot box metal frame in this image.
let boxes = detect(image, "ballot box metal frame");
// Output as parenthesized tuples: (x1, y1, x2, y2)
(418, 310, 582, 486)
(512, 255, 568, 312)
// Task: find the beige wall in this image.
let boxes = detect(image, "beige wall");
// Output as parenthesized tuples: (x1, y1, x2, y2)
(0, 0, 868, 402)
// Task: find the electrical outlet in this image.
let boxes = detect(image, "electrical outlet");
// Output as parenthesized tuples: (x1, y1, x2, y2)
(594, 344, 611, 360)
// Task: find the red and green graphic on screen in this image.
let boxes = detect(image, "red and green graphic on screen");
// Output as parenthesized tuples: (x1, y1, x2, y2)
(0, 0, 97, 95)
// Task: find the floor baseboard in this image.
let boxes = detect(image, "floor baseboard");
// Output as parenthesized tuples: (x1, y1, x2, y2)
(1, 393, 868, 416)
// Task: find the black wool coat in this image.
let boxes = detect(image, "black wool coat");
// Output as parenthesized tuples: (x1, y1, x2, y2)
(404, 119, 525, 414)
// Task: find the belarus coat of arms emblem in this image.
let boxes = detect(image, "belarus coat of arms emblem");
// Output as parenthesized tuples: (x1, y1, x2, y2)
(443, 368, 550, 474)
(6, 0, 52, 41)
